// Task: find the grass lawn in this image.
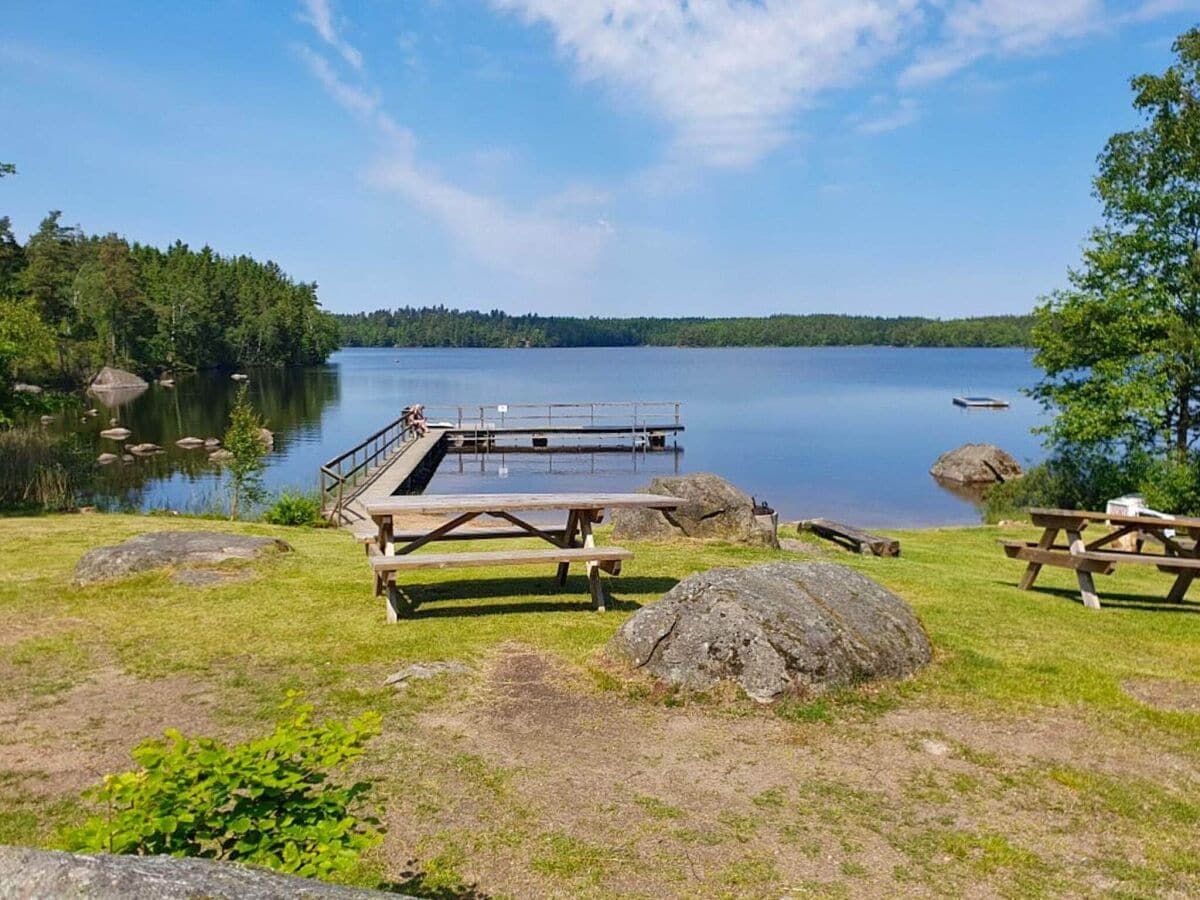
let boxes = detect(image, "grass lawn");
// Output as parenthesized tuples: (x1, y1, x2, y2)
(1, 513, 1198, 898)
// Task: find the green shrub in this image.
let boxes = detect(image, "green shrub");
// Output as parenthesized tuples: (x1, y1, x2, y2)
(62, 694, 383, 880)
(262, 491, 326, 527)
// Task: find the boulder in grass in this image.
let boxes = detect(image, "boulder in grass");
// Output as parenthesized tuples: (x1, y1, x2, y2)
(608, 562, 932, 703)
(73, 530, 292, 585)
(611, 473, 778, 548)
(0, 846, 400, 899)
(929, 443, 1023, 484)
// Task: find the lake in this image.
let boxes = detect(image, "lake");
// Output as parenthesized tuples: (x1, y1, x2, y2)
(71, 347, 1046, 526)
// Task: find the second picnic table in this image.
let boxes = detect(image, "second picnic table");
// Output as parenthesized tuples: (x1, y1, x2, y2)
(363, 492, 679, 621)
(1001, 507, 1200, 609)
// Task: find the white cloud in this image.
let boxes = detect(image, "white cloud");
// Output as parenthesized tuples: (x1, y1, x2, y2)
(298, 0, 363, 71)
(853, 97, 921, 134)
(296, 7, 610, 287)
(490, 0, 1190, 165)
(490, 0, 922, 168)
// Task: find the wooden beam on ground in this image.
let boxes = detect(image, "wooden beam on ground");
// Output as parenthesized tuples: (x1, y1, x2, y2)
(799, 518, 900, 557)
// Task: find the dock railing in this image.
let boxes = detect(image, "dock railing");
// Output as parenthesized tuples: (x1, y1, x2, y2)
(424, 401, 682, 432)
(319, 414, 414, 523)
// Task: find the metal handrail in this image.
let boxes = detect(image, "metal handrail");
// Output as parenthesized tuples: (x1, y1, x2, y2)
(320, 414, 414, 522)
(422, 401, 682, 430)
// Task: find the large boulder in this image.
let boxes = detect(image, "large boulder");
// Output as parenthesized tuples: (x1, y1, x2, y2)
(0, 846, 400, 899)
(608, 562, 931, 703)
(89, 366, 148, 391)
(929, 443, 1023, 484)
(74, 531, 292, 585)
(611, 473, 778, 548)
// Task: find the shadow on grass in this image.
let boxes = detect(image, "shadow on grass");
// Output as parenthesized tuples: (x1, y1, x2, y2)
(379, 871, 492, 899)
(390, 575, 678, 619)
(998, 580, 1200, 614)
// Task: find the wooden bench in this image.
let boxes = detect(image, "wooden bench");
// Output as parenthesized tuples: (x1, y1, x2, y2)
(799, 518, 900, 557)
(352, 526, 567, 549)
(371, 546, 633, 621)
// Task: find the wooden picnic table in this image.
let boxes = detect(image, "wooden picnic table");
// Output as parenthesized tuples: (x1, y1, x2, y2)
(363, 492, 679, 621)
(1001, 507, 1200, 609)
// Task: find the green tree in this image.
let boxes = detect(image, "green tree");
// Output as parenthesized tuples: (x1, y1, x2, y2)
(1032, 28, 1200, 469)
(74, 234, 153, 366)
(222, 384, 268, 520)
(0, 162, 14, 178)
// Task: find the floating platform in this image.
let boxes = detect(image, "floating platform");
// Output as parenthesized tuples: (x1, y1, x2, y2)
(953, 396, 1009, 409)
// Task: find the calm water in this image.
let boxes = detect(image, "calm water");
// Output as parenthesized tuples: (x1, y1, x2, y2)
(66, 347, 1046, 527)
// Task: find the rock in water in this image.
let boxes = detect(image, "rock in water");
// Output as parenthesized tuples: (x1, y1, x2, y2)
(74, 531, 292, 585)
(96, 453, 119, 465)
(89, 365, 148, 391)
(99, 427, 133, 440)
(611, 473, 778, 548)
(259, 427, 274, 449)
(13, 382, 43, 395)
(930, 443, 1023, 484)
(608, 562, 931, 703)
(0, 846, 400, 899)
(209, 448, 235, 462)
(126, 443, 163, 455)
(176, 436, 205, 448)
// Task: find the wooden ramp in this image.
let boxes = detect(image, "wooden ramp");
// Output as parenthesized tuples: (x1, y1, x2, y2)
(328, 429, 447, 527)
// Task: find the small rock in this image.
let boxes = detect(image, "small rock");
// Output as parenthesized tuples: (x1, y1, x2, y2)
(259, 428, 274, 449)
(121, 454, 135, 464)
(13, 382, 43, 395)
(231, 373, 250, 382)
(39, 414, 55, 425)
(126, 443, 163, 455)
(100, 427, 132, 440)
(97, 453, 119, 465)
(921, 738, 951, 757)
(383, 661, 472, 689)
(86, 408, 98, 417)
(159, 377, 175, 387)
(175, 436, 205, 449)
(209, 449, 235, 462)
(204, 437, 221, 448)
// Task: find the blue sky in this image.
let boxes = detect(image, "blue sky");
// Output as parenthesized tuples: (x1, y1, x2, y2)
(2, 1, 1198, 317)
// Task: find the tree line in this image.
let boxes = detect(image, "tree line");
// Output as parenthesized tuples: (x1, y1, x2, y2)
(337, 307, 1034, 349)
(0, 203, 339, 388)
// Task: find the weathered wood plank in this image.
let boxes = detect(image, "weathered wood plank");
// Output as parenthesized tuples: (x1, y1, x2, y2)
(1029, 507, 1200, 530)
(799, 518, 900, 557)
(371, 546, 633, 572)
(999, 542, 1115, 574)
(365, 493, 678, 517)
(353, 526, 569, 544)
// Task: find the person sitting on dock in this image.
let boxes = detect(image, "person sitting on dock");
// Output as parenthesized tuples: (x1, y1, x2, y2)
(402, 404, 429, 437)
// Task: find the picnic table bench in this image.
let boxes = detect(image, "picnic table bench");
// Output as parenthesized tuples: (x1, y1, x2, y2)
(363, 492, 679, 622)
(1000, 507, 1200, 609)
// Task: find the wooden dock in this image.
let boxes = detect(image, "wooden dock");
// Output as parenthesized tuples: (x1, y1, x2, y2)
(320, 401, 684, 526)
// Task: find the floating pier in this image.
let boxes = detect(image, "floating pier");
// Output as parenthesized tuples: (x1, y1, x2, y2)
(320, 402, 683, 526)
(952, 396, 1009, 409)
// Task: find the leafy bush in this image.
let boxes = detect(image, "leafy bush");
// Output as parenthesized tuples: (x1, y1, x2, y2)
(0, 427, 95, 512)
(262, 491, 326, 527)
(222, 385, 268, 521)
(63, 694, 383, 880)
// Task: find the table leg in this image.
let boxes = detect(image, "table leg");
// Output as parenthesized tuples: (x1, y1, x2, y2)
(1166, 573, 1194, 604)
(1018, 527, 1058, 590)
(557, 510, 579, 586)
(578, 509, 605, 611)
(1067, 529, 1101, 610)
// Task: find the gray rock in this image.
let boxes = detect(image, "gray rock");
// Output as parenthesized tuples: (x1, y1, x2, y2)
(0, 846, 400, 899)
(259, 428, 274, 449)
(13, 382, 43, 395)
(209, 448, 235, 462)
(39, 414, 55, 425)
(126, 443, 163, 455)
(97, 453, 119, 466)
(89, 367, 149, 405)
(74, 531, 292, 586)
(608, 562, 931, 703)
(204, 437, 221, 448)
(384, 661, 472, 689)
(231, 373, 250, 382)
(175, 436, 205, 449)
(930, 443, 1023, 484)
(100, 427, 132, 440)
(611, 473, 779, 548)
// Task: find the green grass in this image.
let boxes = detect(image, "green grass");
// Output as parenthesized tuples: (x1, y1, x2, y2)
(1, 513, 1199, 898)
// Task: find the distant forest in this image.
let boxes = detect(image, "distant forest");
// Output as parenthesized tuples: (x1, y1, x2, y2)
(338, 307, 1034, 348)
(0, 209, 339, 385)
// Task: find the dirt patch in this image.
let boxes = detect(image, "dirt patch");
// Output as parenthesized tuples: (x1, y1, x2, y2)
(1123, 676, 1200, 713)
(0, 666, 219, 797)
(378, 646, 1200, 898)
